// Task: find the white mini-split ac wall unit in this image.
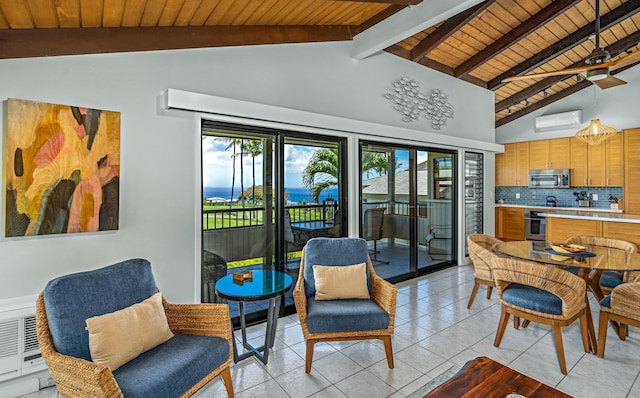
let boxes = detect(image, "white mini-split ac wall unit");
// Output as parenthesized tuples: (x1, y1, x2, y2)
(534, 110, 582, 132)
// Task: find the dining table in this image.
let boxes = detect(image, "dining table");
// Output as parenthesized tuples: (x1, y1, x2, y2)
(493, 240, 640, 353)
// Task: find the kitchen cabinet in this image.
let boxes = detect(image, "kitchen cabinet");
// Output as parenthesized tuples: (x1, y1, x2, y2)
(546, 217, 600, 243)
(497, 142, 529, 187)
(624, 128, 640, 215)
(570, 134, 622, 187)
(496, 207, 524, 241)
(602, 221, 640, 248)
(529, 138, 571, 170)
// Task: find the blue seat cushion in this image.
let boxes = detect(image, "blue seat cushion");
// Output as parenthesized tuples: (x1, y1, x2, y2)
(113, 334, 229, 398)
(599, 271, 624, 289)
(303, 238, 371, 298)
(502, 283, 563, 315)
(600, 295, 611, 308)
(306, 298, 389, 333)
(43, 259, 157, 361)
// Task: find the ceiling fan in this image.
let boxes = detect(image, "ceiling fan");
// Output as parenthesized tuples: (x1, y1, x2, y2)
(502, 0, 640, 89)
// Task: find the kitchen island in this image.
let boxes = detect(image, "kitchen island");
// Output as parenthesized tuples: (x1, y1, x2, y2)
(541, 211, 640, 247)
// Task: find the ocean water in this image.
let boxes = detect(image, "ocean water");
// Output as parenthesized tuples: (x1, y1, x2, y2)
(204, 186, 338, 204)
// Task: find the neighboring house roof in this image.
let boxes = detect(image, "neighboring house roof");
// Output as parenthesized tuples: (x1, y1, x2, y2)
(362, 170, 430, 196)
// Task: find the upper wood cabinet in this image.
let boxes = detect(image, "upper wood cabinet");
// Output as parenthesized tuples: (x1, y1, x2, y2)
(529, 138, 571, 170)
(570, 134, 622, 187)
(498, 142, 529, 186)
(624, 128, 640, 215)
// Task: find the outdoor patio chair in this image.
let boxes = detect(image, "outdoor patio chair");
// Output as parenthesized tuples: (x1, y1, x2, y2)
(293, 237, 397, 373)
(36, 258, 234, 397)
(491, 256, 589, 375)
(362, 207, 388, 264)
(466, 234, 503, 309)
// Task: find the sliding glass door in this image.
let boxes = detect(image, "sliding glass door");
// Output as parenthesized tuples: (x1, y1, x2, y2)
(201, 121, 346, 323)
(360, 142, 456, 280)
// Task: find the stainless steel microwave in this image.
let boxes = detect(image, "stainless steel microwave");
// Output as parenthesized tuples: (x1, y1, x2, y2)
(528, 169, 571, 188)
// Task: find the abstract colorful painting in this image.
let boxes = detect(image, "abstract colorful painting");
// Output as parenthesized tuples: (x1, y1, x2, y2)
(5, 99, 120, 237)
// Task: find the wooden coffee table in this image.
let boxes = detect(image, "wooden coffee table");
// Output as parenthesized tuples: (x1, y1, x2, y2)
(424, 356, 572, 397)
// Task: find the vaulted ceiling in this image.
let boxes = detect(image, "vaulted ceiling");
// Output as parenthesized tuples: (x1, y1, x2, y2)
(1, 0, 639, 128)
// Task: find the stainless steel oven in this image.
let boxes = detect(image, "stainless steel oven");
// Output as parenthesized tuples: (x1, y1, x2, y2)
(524, 210, 546, 241)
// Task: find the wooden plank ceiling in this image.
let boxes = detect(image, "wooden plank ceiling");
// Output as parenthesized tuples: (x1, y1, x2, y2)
(1, 0, 639, 128)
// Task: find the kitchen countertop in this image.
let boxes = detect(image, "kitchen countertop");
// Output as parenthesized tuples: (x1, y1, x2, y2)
(538, 211, 640, 224)
(495, 204, 623, 213)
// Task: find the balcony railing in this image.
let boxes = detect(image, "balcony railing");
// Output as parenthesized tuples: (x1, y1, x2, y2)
(203, 203, 338, 231)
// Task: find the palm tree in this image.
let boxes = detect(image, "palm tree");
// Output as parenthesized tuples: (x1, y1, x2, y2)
(302, 148, 391, 203)
(244, 140, 263, 205)
(302, 148, 338, 203)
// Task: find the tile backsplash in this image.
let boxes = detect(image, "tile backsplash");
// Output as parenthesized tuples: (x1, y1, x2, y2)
(495, 186, 623, 209)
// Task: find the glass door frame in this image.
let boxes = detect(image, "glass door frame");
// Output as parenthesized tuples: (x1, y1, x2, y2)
(359, 140, 458, 281)
(201, 120, 348, 323)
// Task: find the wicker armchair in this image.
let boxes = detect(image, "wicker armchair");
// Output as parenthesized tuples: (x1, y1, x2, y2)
(466, 234, 503, 309)
(293, 237, 397, 373)
(564, 235, 638, 297)
(597, 281, 640, 358)
(36, 259, 234, 398)
(491, 257, 589, 375)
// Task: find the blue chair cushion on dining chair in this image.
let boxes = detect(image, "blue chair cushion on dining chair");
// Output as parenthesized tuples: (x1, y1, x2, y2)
(113, 334, 229, 398)
(306, 298, 389, 333)
(303, 238, 371, 299)
(599, 271, 624, 289)
(43, 258, 157, 361)
(600, 295, 611, 308)
(502, 284, 563, 315)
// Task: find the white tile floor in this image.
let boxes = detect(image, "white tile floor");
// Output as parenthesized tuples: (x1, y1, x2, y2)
(24, 264, 640, 398)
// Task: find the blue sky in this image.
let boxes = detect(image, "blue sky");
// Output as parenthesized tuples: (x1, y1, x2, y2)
(202, 138, 317, 188)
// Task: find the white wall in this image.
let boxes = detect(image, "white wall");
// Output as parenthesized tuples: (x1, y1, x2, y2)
(0, 41, 497, 303)
(496, 66, 640, 143)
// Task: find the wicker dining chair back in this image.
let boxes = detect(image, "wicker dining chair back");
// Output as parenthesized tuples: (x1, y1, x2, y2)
(491, 257, 589, 374)
(466, 234, 503, 309)
(598, 281, 640, 357)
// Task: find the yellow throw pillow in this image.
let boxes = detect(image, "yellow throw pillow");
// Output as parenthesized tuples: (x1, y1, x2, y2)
(313, 263, 370, 300)
(85, 292, 174, 371)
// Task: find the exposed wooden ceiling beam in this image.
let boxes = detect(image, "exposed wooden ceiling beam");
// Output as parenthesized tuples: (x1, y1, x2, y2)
(495, 60, 640, 128)
(489, 0, 640, 90)
(356, 5, 406, 34)
(410, 0, 494, 61)
(0, 26, 354, 59)
(331, 0, 422, 4)
(495, 30, 640, 112)
(456, 0, 580, 78)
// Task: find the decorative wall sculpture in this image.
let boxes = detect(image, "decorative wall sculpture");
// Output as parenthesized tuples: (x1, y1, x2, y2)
(5, 99, 121, 237)
(384, 77, 454, 129)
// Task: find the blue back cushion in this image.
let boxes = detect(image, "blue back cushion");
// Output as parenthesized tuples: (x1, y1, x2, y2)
(303, 237, 370, 298)
(43, 258, 158, 361)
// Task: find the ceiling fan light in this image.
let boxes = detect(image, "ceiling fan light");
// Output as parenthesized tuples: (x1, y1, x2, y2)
(586, 67, 608, 81)
(575, 118, 617, 145)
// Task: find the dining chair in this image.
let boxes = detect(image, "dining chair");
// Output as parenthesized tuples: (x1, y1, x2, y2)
(491, 257, 590, 375)
(362, 207, 388, 264)
(597, 280, 640, 358)
(564, 235, 637, 296)
(293, 237, 397, 373)
(466, 234, 503, 309)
